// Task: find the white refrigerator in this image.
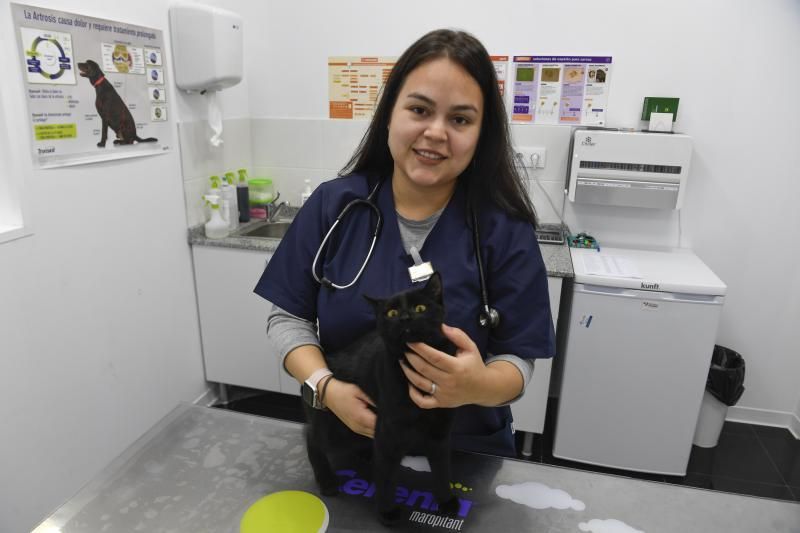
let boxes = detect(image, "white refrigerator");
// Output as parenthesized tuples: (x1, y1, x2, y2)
(553, 246, 726, 475)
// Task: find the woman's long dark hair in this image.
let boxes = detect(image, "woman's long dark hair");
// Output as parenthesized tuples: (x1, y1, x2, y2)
(339, 29, 537, 226)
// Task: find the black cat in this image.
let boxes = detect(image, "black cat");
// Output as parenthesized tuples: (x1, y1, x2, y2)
(303, 272, 460, 525)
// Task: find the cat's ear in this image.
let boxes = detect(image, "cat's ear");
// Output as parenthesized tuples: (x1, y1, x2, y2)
(363, 294, 383, 312)
(424, 272, 443, 302)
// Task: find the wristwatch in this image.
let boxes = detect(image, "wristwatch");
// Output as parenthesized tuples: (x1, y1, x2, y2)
(302, 368, 333, 410)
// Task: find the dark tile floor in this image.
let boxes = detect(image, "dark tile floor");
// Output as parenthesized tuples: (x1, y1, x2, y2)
(216, 390, 800, 504)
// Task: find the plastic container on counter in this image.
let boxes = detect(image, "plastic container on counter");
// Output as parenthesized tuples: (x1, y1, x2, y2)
(248, 178, 274, 219)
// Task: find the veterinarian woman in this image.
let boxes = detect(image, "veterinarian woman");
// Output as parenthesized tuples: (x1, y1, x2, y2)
(254, 29, 555, 456)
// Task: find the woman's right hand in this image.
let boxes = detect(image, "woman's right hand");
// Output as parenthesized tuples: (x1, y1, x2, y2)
(323, 378, 377, 438)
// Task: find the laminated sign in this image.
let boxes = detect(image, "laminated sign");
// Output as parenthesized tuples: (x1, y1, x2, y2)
(11, 3, 172, 168)
(511, 56, 612, 126)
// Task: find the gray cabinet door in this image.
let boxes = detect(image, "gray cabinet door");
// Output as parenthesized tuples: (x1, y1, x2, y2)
(510, 276, 561, 434)
(192, 246, 281, 392)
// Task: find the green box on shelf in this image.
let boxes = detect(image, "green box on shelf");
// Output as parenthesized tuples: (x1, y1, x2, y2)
(641, 97, 680, 121)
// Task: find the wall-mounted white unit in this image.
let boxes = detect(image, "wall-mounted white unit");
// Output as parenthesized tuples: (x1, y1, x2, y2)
(169, 2, 243, 92)
(566, 129, 693, 209)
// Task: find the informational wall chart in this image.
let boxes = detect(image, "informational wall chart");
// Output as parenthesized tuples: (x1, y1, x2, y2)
(327, 53, 611, 126)
(511, 56, 612, 126)
(11, 3, 172, 168)
(328, 56, 396, 120)
(511, 56, 611, 126)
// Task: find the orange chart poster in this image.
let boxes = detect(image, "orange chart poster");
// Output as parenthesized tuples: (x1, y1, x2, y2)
(491, 55, 508, 97)
(328, 57, 396, 120)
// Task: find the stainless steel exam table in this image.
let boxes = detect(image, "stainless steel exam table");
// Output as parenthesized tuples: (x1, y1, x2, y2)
(33, 404, 800, 532)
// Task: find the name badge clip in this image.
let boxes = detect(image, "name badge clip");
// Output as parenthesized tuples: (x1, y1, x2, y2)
(408, 246, 434, 283)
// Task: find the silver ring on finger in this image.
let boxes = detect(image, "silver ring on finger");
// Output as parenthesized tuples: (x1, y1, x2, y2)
(430, 382, 437, 395)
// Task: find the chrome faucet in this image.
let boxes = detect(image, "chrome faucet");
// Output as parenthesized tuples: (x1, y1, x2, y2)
(266, 193, 289, 222)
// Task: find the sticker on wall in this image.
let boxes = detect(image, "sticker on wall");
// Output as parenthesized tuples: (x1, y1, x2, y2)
(511, 56, 612, 126)
(11, 3, 172, 168)
(151, 105, 167, 122)
(148, 67, 164, 85)
(145, 47, 162, 66)
(149, 86, 165, 103)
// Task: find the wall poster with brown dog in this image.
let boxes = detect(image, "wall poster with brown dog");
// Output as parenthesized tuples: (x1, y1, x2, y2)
(10, 3, 172, 168)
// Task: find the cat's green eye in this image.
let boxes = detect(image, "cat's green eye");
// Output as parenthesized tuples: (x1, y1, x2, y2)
(414, 304, 427, 313)
(386, 309, 399, 318)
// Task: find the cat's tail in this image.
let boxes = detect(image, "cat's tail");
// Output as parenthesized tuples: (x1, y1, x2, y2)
(135, 136, 158, 143)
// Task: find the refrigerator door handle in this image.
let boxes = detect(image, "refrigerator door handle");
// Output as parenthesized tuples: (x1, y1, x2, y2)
(576, 284, 723, 304)
(659, 293, 724, 304)
(576, 284, 640, 297)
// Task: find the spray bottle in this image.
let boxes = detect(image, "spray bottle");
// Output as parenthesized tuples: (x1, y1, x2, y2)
(203, 194, 229, 239)
(236, 168, 251, 223)
(301, 179, 313, 206)
(223, 172, 239, 230)
(209, 175, 227, 224)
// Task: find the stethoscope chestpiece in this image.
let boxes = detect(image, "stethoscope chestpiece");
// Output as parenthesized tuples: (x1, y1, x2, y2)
(479, 306, 500, 329)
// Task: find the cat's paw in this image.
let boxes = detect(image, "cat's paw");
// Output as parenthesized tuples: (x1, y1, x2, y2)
(437, 496, 460, 516)
(378, 506, 406, 526)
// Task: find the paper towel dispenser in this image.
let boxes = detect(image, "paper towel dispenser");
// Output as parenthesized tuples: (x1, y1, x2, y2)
(169, 3, 243, 92)
(566, 129, 693, 209)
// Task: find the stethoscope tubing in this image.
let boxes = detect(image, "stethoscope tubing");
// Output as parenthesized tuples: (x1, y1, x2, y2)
(311, 177, 499, 328)
(471, 208, 498, 328)
(311, 181, 383, 290)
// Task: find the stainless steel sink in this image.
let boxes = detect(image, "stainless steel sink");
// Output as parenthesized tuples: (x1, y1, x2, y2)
(240, 222, 292, 239)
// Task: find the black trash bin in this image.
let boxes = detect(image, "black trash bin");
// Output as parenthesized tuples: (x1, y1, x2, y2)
(693, 345, 746, 448)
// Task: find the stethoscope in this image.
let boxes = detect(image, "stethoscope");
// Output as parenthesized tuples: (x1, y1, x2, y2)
(311, 179, 500, 329)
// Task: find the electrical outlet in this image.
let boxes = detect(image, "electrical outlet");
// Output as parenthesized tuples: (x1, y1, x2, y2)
(514, 146, 547, 168)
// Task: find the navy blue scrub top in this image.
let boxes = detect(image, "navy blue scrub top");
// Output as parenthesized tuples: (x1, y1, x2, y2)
(254, 173, 555, 456)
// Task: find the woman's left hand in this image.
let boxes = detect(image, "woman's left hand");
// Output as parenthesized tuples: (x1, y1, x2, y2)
(401, 324, 491, 408)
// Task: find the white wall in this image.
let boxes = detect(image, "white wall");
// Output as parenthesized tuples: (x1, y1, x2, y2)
(241, 0, 800, 430)
(0, 1, 216, 531)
